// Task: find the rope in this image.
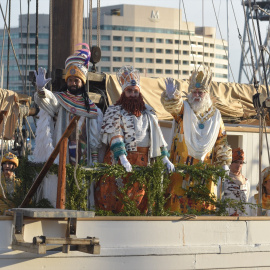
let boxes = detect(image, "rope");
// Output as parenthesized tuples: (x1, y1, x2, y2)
(89, 0, 92, 48)
(73, 119, 81, 190)
(202, 0, 205, 65)
(19, 0, 25, 92)
(0, 0, 8, 89)
(0, 115, 7, 199)
(177, 0, 181, 79)
(211, 0, 236, 82)
(0, 4, 26, 89)
(25, 0, 30, 95)
(35, 0, 39, 72)
(182, 0, 195, 67)
(7, 0, 10, 89)
(24, 116, 35, 139)
(263, 116, 270, 166)
(97, 0, 100, 47)
(49, 0, 53, 91)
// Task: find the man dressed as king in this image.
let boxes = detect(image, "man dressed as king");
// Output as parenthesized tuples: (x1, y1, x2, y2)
(161, 65, 232, 213)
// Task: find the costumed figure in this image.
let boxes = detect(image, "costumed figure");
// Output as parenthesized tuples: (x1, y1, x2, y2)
(33, 44, 102, 207)
(95, 65, 174, 213)
(161, 65, 232, 213)
(221, 148, 249, 216)
(0, 152, 21, 214)
(249, 167, 270, 216)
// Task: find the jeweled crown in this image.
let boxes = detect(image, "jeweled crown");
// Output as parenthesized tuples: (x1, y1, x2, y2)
(116, 65, 140, 91)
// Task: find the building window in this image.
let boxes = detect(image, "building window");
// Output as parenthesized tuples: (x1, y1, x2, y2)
(113, 57, 122, 62)
(136, 37, 144, 42)
(165, 59, 172, 64)
(156, 38, 163, 43)
(210, 44, 214, 48)
(135, 47, 144, 52)
(146, 58, 154, 63)
(124, 57, 133, 62)
(156, 59, 163, 63)
(135, 58, 144, 63)
(183, 61, 189, 65)
(165, 70, 172, 74)
(204, 43, 209, 47)
(101, 56, 110, 61)
(137, 68, 144, 73)
(125, 36, 133, 42)
(183, 40, 189, 45)
(174, 60, 180, 64)
(147, 69, 154, 73)
(183, 50, 189, 55)
(216, 54, 227, 59)
(113, 67, 121, 72)
(183, 70, 189, 75)
(165, 49, 172, 54)
(101, 46, 110, 51)
(166, 39, 173, 44)
(113, 36, 122, 41)
(113, 46, 122, 51)
(175, 40, 181, 44)
(174, 70, 180, 74)
(101, 67, 110, 72)
(156, 69, 163, 74)
(156, 49, 163, 53)
(101, 35, 110, 40)
(174, 50, 180, 54)
(146, 38, 154, 43)
(146, 48, 154, 53)
(215, 73, 228, 78)
(124, 47, 133, 52)
(91, 35, 97, 40)
(215, 64, 228, 69)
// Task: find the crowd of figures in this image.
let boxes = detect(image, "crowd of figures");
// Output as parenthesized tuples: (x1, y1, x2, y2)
(1, 44, 269, 216)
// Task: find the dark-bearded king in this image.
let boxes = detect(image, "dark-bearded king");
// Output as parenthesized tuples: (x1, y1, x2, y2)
(94, 65, 174, 214)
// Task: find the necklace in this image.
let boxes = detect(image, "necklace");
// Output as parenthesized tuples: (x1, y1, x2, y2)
(195, 107, 216, 129)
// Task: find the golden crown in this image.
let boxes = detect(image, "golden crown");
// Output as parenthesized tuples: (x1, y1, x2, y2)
(116, 65, 140, 91)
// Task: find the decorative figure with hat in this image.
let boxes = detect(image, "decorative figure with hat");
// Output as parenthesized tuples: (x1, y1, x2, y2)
(220, 147, 249, 216)
(161, 65, 232, 213)
(0, 152, 21, 214)
(94, 65, 174, 213)
(33, 43, 103, 166)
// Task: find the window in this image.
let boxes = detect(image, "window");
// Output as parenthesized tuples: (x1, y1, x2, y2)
(156, 38, 163, 43)
(156, 59, 163, 63)
(156, 49, 163, 53)
(166, 39, 173, 44)
(215, 73, 228, 78)
(165, 49, 172, 54)
(113, 57, 122, 62)
(216, 54, 228, 60)
(101, 56, 110, 61)
(174, 50, 180, 54)
(113, 67, 121, 72)
(183, 41, 189, 45)
(174, 70, 180, 74)
(113, 36, 122, 41)
(174, 40, 181, 44)
(124, 57, 133, 62)
(146, 48, 154, 53)
(183, 61, 189, 65)
(183, 70, 189, 75)
(113, 46, 122, 51)
(101, 35, 110, 40)
(101, 46, 110, 51)
(146, 38, 154, 43)
(165, 59, 172, 64)
(146, 58, 154, 63)
(125, 36, 133, 42)
(124, 47, 133, 52)
(204, 43, 209, 47)
(198, 42, 203, 46)
(165, 70, 172, 74)
(174, 60, 180, 64)
(92, 35, 97, 40)
(137, 68, 144, 73)
(215, 64, 228, 69)
(136, 37, 144, 42)
(147, 69, 154, 73)
(135, 47, 144, 52)
(135, 58, 144, 63)
(210, 44, 214, 48)
(183, 50, 189, 55)
(101, 67, 110, 72)
(156, 69, 163, 74)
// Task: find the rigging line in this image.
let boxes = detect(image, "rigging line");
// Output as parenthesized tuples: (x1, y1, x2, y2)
(181, 0, 195, 68)
(25, 0, 30, 95)
(227, 0, 229, 81)
(0, 4, 25, 89)
(19, 0, 25, 92)
(49, 0, 52, 91)
(202, 0, 204, 65)
(0, 0, 9, 89)
(211, 0, 236, 82)
(35, 0, 39, 73)
(230, 0, 252, 79)
(97, 0, 100, 47)
(256, 5, 270, 17)
(242, 0, 258, 85)
(177, 0, 181, 79)
(263, 115, 270, 166)
(7, 0, 10, 89)
(89, 0, 92, 48)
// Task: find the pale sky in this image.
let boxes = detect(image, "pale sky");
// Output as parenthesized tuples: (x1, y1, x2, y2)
(1, 0, 269, 83)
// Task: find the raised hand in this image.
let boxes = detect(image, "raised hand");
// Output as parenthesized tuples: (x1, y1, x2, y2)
(165, 77, 177, 99)
(119, 154, 132, 172)
(162, 156, 175, 173)
(34, 67, 52, 91)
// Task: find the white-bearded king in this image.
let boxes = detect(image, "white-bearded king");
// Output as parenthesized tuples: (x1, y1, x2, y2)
(161, 65, 232, 213)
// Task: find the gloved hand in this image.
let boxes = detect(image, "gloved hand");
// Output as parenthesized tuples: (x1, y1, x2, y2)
(119, 154, 132, 172)
(162, 156, 175, 173)
(222, 164, 230, 176)
(165, 77, 177, 100)
(34, 67, 52, 91)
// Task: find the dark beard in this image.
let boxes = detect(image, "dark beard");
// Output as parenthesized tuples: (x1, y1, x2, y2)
(67, 85, 84, 96)
(115, 92, 146, 116)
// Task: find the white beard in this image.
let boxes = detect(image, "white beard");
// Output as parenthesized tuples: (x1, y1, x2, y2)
(187, 93, 212, 115)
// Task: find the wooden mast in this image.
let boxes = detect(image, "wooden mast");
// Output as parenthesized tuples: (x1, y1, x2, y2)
(51, 0, 84, 76)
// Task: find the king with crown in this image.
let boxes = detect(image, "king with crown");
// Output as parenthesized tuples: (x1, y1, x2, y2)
(94, 65, 174, 213)
(161, 65, 232, 213)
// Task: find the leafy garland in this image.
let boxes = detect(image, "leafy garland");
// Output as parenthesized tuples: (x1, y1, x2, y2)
(6, 156, 255, 216)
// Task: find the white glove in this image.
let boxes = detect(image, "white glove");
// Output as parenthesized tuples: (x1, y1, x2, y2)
(165, 77, 177, 100)
(222, 164, 230, 176)
(34, 67, 52, 91)
(162, 156, 175, 173)
(119, 154, 132, 172)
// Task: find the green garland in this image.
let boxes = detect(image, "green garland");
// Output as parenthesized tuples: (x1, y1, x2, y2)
(8, 157, 255, 216)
